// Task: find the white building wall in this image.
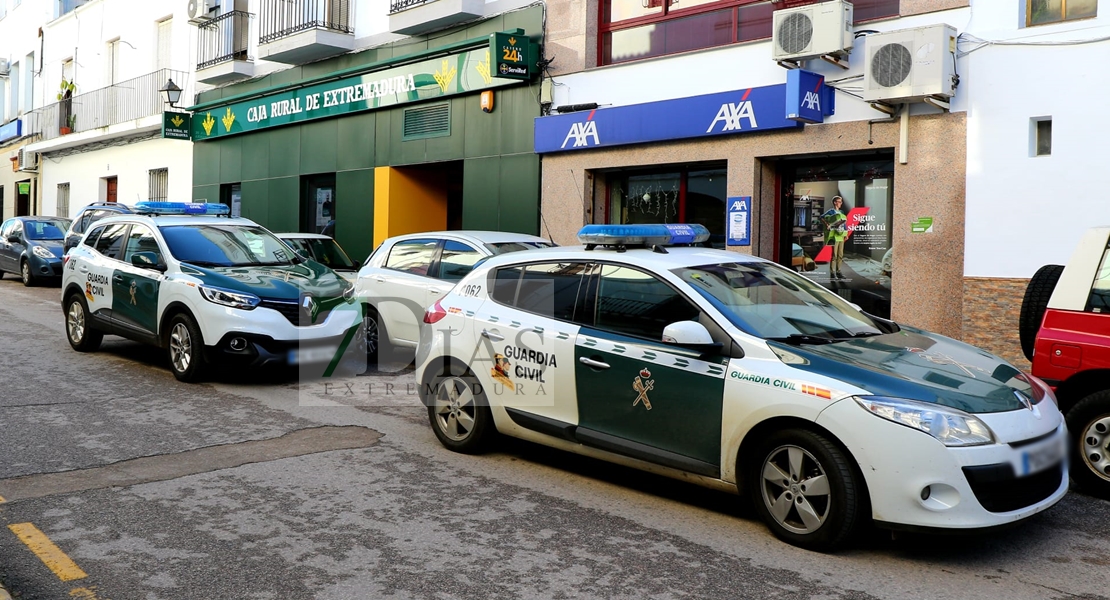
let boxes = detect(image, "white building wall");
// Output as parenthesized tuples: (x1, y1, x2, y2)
(42, 139, 194, 218)
(962, 3, 1110, 277)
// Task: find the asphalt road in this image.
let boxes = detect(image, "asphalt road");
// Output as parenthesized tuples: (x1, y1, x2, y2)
(1, 278, 1109, 600)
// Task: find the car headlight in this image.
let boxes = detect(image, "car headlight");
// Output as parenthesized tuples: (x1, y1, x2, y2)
(199, 285, 261, 310)
(854, 395, 995, 447)
(33, 246, 56, 259)
(342, 281, 355, 301)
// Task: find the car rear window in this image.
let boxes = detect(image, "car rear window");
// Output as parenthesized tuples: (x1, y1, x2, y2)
(1088, 242, 1110, 313)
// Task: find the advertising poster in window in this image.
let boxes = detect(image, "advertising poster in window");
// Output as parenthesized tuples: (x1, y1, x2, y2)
(316, 188, 334, 233)
(787, 160, 894, 318)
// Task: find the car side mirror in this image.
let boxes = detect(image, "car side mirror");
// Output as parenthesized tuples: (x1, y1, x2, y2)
(662, 321, 722, 353)
(131, 252, 166, 272)
(7, 234, 19, 244)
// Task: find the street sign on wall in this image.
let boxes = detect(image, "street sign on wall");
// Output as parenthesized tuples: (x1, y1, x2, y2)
(162, 112, 192, 140)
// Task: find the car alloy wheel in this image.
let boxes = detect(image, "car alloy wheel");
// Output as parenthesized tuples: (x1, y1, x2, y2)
(433, 376, 478, 442)
(760, 444, 832, 535)
(1080, 415, 1110, 481)
(169, 322, 193, 374)
(67, 300, 85, 345)
(362, 312, 379, 356)
(21, 260, 32, 286)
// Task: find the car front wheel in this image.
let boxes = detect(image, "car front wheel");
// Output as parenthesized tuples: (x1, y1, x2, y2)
(21, 260, 34, 287)
(1066, 390, 1110, 500)
(167, 314, 207, 383)
(748, 428, 864, 552)
(65, 294, 103, 352)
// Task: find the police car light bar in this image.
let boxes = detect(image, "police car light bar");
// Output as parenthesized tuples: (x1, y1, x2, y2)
(135, 201, 231, 216)
(577, 224, 711, 248)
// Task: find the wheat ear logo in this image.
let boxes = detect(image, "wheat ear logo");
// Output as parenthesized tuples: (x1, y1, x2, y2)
(221, 107, 236, 132)
(476, 50, 492, 85)
(434, 59, 457, 93)
(170, 115, 185, 128)
(201, 113, 216, 136)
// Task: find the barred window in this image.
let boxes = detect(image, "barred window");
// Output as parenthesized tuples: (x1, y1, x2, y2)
(148, 168, 169, 201)
(57, 183, 70, 217)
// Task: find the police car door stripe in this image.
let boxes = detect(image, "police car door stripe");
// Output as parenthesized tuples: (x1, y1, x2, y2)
(576, 336, 726, 379)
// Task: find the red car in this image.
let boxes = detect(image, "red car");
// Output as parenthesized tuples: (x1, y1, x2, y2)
(1021, 226, 1110, 499)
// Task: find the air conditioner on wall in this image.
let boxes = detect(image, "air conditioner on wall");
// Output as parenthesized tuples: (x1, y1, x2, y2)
(863, 24, 958, 105)
(771, 0, 854, 63)
(17, 148, 38, 172)
(0, 59, 10, 77)
(187, 0, 218, 25)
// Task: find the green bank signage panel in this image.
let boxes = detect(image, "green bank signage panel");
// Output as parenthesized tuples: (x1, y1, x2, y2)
(490, 32, 530, 80)
(193, 46, 522, 141)
(162, 112, 192, 140)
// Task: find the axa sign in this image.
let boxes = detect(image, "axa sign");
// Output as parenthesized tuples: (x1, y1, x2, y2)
(534, 82, 820, 154)
(562, 120, 600, 148)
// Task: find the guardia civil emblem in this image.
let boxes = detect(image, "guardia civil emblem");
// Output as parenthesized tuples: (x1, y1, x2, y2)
(633, 368, 654, 410)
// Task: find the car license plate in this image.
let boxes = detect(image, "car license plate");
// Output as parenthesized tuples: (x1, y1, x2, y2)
(288, 346, 338, 365)
(1018, 433, 1066, 477)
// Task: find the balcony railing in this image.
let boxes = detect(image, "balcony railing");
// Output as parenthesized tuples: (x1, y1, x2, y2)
(389, 0, 435, 14)
(260, 0, 353, 44)
(198, 10, 255, 70)
(25, 69, 192, 142)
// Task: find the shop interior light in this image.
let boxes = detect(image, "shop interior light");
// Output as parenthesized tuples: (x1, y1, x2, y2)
(577, 224, 710, 248)
(135, 201, 231, 216)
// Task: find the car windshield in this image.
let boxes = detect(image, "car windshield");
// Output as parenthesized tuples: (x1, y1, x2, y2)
(488, 241, 555, 254)
(23, 220, 70, 240)
(160, 224, 298, 267)
(286, 237, 357, 270)
(673, 262, 883, 342)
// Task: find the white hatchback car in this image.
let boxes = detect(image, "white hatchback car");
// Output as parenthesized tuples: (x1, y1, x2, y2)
(415, 224, 1068, 551)
(355, 230, 552, 359)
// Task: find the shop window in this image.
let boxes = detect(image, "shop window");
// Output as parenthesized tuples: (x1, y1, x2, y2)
(148, 168, 168, 201)
(783, 156, 895, 318)
(301, 174, 335, 234)
(606, 166, 727, 247)
(1027, 0, 1096, 26)
(1031, 117, 1051, 157)
(57, 183, 70, 217)
(600, 0, 898, 65)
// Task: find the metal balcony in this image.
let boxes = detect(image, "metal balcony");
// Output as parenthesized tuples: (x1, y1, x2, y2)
(388, 0, 483, 35)
(258, 0, 354, 64)
(24, 69, 193, 142)
(197, 10, 256, 85)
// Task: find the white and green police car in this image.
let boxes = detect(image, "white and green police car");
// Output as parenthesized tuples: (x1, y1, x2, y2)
(61, 202, 360, 382)
(415, 224, 1068, 551)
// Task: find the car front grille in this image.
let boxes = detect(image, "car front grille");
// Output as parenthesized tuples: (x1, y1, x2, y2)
(259, 299, 334, 327)
(961, 462, 1064, 513)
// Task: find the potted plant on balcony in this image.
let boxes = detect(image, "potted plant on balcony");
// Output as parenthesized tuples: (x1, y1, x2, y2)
(58, 78, 76, 135)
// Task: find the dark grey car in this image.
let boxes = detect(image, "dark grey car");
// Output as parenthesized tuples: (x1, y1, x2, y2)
(0, 217, 72, 286)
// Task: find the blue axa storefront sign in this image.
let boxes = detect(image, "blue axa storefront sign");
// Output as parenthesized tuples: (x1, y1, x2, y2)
(534, 71, 833, 154)
(0, 119, 22, 144)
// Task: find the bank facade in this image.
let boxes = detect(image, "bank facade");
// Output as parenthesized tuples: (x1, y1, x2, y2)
(190, 4, 545, 263)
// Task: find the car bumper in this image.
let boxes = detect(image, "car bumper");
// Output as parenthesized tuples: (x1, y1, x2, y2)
(29, 255, 64, 278)
(816, 399, 1068, 530)
(195, 299, 362, 367)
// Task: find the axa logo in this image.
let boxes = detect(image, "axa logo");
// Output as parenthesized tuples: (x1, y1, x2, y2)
(707, 101, 758, 133)
(802, 91, 821, 111)
(562, 120, 600, 149)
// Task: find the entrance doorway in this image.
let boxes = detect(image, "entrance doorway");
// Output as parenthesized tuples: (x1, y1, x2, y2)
(777, 153, 895, 318)
(373, 160, 464, 246)
(302, 174, 336, 234)
(16, 180, 31, 216)
(104, 177, 118, 204)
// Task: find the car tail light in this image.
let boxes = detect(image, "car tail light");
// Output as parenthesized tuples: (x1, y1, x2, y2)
(62, 254, 70, 266)
(424, 299, 447, 324)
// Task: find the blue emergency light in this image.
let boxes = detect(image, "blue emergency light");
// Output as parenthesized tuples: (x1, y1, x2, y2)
(135, 201, 231, 216)
(577, 224, 711, 247)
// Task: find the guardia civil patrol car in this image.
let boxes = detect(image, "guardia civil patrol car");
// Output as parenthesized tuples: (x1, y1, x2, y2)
(415, 224, 1068, 551)
(61, 202, 360, 382)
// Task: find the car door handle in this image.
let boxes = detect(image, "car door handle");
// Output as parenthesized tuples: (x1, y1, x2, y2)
(429, 288, 444, 295)
(375, 278, 385, 283)
(113, 274, 124, 282)
(579, 357, 611, 370)
(79, 266, 89, 273)
(482, 330, 504, 342)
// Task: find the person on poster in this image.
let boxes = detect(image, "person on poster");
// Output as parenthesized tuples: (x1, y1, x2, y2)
(821, 195, 849, 280)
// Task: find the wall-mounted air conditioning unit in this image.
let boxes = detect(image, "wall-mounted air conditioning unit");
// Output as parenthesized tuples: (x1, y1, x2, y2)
(17, 148, 38, 172)
(772, 0, 854, 64)
(0, 59, 10, 78)
(187, 0, 219, 25)
(863, 24, 958, 105)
